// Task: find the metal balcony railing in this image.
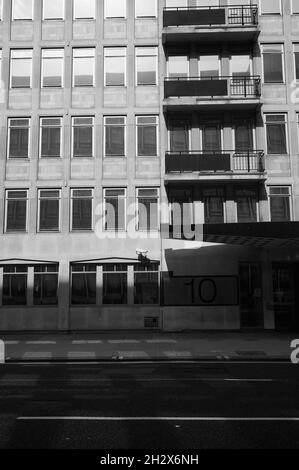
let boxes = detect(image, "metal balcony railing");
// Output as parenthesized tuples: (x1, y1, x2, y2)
(164, 76, 261, 99)
(163, 5, 258, 27)
(165, 150, 265, 174)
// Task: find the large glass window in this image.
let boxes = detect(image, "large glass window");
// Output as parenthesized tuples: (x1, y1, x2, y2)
(38, 189, 61, 232)
(71, 264, 96, 305)
(294, 44, 299, 80)
(43, 0, 64, 20)
(72, 117, 94, 158)
(10, 49, 32, 88)
(34, 265, 58, 306)
(260, 0, 281, 15)
(71, 189, 93, 231)
(104, 116, 126, 157)
(134, 264, 159, 305)
(8, 118, 30, 159)
(42, 49, 64, 87)
(203, 188, 225, 224)
(234, 121, 254, 151)
(235, 188, 258, 223)
(136, 47, 157, 85)
(199, 55, 220, 78)
(265, 114, 287, 154)
(2, 266, 27, 306)
(73, 0, 95, 19)
(103, 264, 127, 305)
(135, 0, 157, 17)
(202, 123, 222, 152)
(168, 55, 189, 78)
(40, 117, 62, 158)
(136, 116, 158, 157)
(5, 190, 28, 232)
(104, 48, 126, 86)
(73, 48, 95, 87)
(104, 0, 126, 18)
(269, 187, 291, 222)
(262, 44, 284, 83)
(12, 0, 33, 20)
(137, 188, 159, 231)
(169, 120, 189, 152)
(104, 189, 126, 231)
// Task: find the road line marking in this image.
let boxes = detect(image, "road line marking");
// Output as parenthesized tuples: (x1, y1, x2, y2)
(224, 379, 273, 382)
(108, 340, 140, 344)
(72, 340, 103, 345)
(26, 341, 56, 345)
(4, 360, 292, 366)
(67, 352, 97, 359)
(17, 417, 299, 422)
(5, 341, 19, 345)
(146, 340, 177, 344)
(23, 352, 52, 359)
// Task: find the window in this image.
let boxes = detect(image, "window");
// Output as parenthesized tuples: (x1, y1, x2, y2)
(40, 118, 62, 158)
(136, 116, 158, 157)
(71, 264, 96, 305)
(230, 54, 251, 77)
(262, 44, 284, 83)
(73, 0, 95, 19)
(71, 189, 93, 231)
(136, 47, 157, 85)
(103, 264, 127, 305)
(5, 190, 28, 232)
(293, 0, 299, 14)
(294, 44, 299, 80)
(134, 264, 159, 304)
(167, 55, 189, 78)
(166, 0, 187, 6)
(137, 188, 159, 231)
(234, 120, 254, 151)
(72, 117, 94, 158)
(12, 0, 33, 20)
(169, 120, 189, 152)
(0, 50, 2, 79)
(203, 188, 225, 224)
(42, 49, 64, 87)
(235, 188, 258, 223)
(105, 0, 126, 18)
(104, 189, 126, 231)
(199, 55, 220, 78)
(10, 50, 32, 88)
(269, 187, 291, 222)
(34, 265, 58, 306)
(201, 123, 222, 152)
(0, 0, 2, 20)
(265, 114, 287, 154)
(2, 266, 27, 306)
(38, 189, 61, 232)
(104, 48, 126, 86)
(169, 188, 193, 227)
(73, 48, 95, 87)
(8, 118, 30, 159)
(43, 0, 64, 20)
(135, 0, 157, 17)
(104, 116, 126, 157)
(260, 0, 281, 15)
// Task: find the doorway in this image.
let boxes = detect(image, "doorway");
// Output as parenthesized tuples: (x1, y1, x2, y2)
(272, 264, 299, 331)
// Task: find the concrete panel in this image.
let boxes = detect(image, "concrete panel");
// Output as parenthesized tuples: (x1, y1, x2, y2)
(70, 307, 161, 330)
(262, 85, 287, 104)
(38, 159, 64, 180)
(265, 155, 292, 176)
(72, 88, 96, 108)
(73, 20, 96, 40)
(9, 89, 32, 109)
(40, 89, 64, 109)
(135, 158, 160, 179)
(10, 21, 34, 41)
(260, 17, 283, 36)
(135, 87, 160, 107)
(103, 158, 127, 178)
(70, 159, 95, 179)
(5, 161, 30, 180)
(104, 19, 127, 39)
(103, 88, 127, 107)
(291, 17, 299, 36)
(135, 19, 158, 39)
(0, 308, 59, 331)
(0, 22, 3, 42)
(162, 306, 240, 331)
(41, 21, 65, 41)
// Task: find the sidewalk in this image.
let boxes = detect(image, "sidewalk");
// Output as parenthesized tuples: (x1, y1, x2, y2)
(0, 331, 296, 362)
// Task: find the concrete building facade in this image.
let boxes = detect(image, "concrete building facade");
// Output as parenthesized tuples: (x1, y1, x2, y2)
(0, 0, 299, 332)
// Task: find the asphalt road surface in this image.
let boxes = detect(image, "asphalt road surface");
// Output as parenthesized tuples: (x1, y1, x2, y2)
(0, 362, 298, 449)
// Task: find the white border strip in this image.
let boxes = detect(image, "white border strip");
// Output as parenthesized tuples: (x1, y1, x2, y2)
(17, 417, 299, 422)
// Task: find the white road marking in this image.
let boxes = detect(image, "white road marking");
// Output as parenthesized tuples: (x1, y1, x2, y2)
(17, 417, 299, 422)
(164, 351, 193, 358)
(26, 341, 56, 345)
(68, 352, 96, 359)
(224, 379, 273, 382)
(108, 340, 140, 344)
(5, 341, 19, 345)
(23, 352, 52, 359)
(146, 340, 177, 344)
(72, 340, 103, 345)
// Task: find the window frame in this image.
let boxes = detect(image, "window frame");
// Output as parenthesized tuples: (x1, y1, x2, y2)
(42, 0, 65, 20)
(12, 0, 34, 21)
(268, 186, 293, 222)
(71, 116, 95, 159)
(136, 115, 159, 157)
(135, 0, 157, 18)
(70, 188, 94, 232)
(135, 46, 158, 86)
(72, 48, 95, 88)
(73, 0, 96, 20)
(41, 48, 64, 88)
(103, 188, 127, 232)
(104, 47, 127, 87)
(264, 113, 288, 155)
(39, 117, 63, 159)
(7, 117, 31, 160)
(104, 116, 126, 158)
(37, 188, 62, 233)
(261, 43, 285, 84)
(104, 0, 127, 18)
(136, 187, 160, 232)
(10, 49, 33, 89)
(5, 189, 29, 233)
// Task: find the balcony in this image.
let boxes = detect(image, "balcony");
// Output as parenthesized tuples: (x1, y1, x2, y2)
(165, 150, 266, 182)
(163, 5, 259, 44)
(164, 76, 261, 111)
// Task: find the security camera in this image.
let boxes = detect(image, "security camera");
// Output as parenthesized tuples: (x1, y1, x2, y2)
(136, 249, 149, 258)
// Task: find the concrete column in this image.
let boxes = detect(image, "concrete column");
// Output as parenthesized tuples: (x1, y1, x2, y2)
(58, 260, 70, 331)
(191, 112, 200, 151)
(96, 265, 103, 305)
(128, 265, 134, 305)
(226, 184, 236, 223)
(189, 44, 198, 77)
(27, 266, 34, 307)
